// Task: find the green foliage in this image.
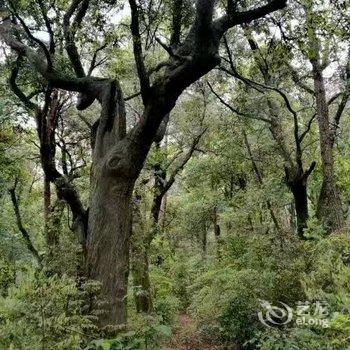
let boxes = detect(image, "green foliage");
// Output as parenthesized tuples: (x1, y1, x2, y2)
(0, 272, 95, 350)
(149, 246, 183, 323)
(302, 235, 350, 311)
(0, 258, 14, 297)
(256, 321, 350, 350)
(251, 234, 350, 349)
(84, 333, 143, 350)
(84, 315, 172, 350)
(188, 233, 305, 346)
(304, 217, 327, 240)
(0, 0, 349, 349)
(256, 328, 333, 350)
(180, 232, 350, 348)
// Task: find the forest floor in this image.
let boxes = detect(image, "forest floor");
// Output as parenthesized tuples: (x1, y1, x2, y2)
(162, 314, 224, 350)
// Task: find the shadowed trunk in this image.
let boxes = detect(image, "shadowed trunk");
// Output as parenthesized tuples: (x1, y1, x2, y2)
(287, 178, 309, 238)
(131, 190, 154, 314)
(151, 163, 167, 223)
(213, 206, 222, 259)
(201, 229, 207, 259)
(292, 182, 308, 238)
(285, 162, 315, 239)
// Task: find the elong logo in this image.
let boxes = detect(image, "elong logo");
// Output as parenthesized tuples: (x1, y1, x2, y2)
(258, 300, 331, 329)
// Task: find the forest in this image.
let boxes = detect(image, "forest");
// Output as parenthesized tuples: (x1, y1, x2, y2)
(0, 0, 350, 349)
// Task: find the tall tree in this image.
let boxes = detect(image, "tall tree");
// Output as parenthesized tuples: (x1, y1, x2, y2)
(277, 0, 350, 231)
(0, 0, 287, 327)
(305, 3, 347, 231)
(132, 105, 206, 313)
(211, 32, 317, 238)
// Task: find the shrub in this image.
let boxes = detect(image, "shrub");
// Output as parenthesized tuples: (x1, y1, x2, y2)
(0, 271, 95, 350)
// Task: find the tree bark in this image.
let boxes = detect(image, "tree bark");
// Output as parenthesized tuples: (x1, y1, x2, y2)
(311, 61, 345, 232)
(286, 176, 309, 238)
(131, 165, 165, 314)
(44, 175, 59, 251)
(132, 125, 205, 313)
(284, 161, 315, 239)
(87, 172, 133, 328)
(305, 6, 345, 232)
(201, 229, 207, 259)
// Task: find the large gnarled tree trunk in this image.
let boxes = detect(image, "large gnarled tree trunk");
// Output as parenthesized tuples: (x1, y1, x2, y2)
(87, 175, 133, 325)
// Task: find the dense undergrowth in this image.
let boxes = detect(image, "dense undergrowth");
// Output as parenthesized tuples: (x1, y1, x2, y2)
(1, 227, 350, 349)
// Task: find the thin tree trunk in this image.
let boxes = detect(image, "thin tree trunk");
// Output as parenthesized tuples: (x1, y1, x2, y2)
(131, 243, 153, 313)
(44, 175, 59, 251)
(213, 206, 222, 260)
(243, 131, 282, 232)
(201, 229, 207, 259)
(131, 161, 165, 314)
(284, 162, 315, 239)
(9, 185, 42, 268)
(131, 191, 154, 314)
(288, 180, 308, 238)
(132, 125, 204, 313)
(132, 188, 162, 313)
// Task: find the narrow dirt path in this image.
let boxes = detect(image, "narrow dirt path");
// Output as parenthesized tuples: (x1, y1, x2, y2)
(162, 314, 224, 350)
